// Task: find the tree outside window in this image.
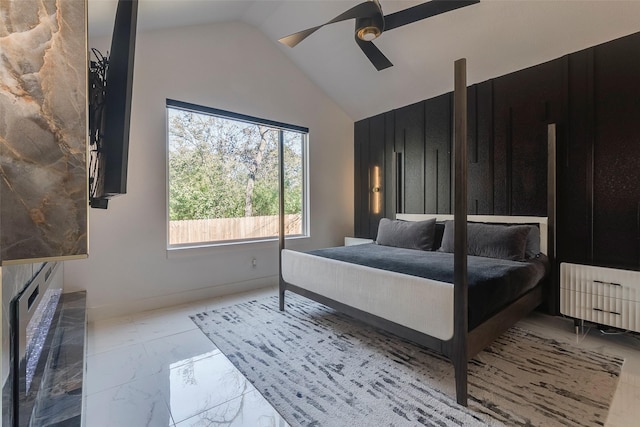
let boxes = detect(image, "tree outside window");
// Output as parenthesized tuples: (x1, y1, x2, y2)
(167, 101, 307, 246)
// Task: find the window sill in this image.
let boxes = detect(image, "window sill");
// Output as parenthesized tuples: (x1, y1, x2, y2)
(166, 235, 310, 259)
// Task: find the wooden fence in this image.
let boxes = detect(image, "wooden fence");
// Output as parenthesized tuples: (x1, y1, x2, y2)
(169, 214, 302, 245)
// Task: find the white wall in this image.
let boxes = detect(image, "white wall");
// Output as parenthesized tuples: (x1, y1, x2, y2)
(64, 22, 354, 320)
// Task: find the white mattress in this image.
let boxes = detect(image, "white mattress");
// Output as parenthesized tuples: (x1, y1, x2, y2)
(281, 249, 454, 340)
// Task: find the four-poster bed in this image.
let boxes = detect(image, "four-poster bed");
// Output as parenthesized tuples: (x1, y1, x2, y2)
(277, 59, 554, 406)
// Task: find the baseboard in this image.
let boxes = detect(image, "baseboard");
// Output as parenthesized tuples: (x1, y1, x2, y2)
(86, 275, 278, 322)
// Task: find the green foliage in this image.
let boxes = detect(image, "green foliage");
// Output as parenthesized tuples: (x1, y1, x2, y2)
(252, 181, 278, 216)
(167, 108, 305, 222)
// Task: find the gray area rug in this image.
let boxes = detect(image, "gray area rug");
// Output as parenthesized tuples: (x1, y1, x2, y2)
(191, 295, 622, 426)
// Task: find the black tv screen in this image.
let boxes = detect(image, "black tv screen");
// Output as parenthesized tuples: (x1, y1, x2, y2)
(92, 0, 138, 206)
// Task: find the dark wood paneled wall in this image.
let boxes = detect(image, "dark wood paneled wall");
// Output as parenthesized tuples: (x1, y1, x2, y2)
(557, 49, 594, 265)
(469, 82, 494, 214)
(556, 33, 640, 271)
(354, 113, 391, 239)
(424, 94, 452, 215)
(395, 101, 426, 214)
(592, 34, 640, 268)
(355, 31, 640, 312)
(354, 119, 368, 238)
(492, 58, 565, 216)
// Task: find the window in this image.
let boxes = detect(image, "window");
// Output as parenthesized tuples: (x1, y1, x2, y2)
(166, 99, 308, 247)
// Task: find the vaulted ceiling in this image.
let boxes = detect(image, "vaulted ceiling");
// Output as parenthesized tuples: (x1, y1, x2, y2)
(88, 0, 640, 121)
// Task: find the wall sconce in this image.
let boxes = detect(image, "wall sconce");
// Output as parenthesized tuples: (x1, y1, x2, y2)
(370, 165, 381, 215)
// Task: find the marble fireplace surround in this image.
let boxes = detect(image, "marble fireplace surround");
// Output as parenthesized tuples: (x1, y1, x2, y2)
(0, 0, 88, 262)
(2, 0, 89, 421)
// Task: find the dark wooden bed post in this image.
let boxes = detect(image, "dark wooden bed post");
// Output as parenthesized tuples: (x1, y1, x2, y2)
(278, 129, 286, 311)
(453, 58, 469, 406)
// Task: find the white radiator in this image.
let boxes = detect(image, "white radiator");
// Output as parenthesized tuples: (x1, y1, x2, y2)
(560, 263, 640, 332)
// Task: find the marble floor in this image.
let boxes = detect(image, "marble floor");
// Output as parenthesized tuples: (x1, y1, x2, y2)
(84, 286, 640, 426)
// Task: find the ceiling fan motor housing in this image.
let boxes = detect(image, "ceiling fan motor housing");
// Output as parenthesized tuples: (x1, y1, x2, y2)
(356, 15, 384, 41)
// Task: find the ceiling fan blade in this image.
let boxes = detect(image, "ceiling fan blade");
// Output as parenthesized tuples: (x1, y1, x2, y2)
(384, 0, 479, 31)
(355, 36, 393, 71)
(279, 26, 322, 47)
(279, 1, 380, 47)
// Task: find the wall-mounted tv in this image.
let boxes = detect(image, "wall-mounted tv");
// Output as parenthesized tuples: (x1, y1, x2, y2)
(89, 0, 138, 209)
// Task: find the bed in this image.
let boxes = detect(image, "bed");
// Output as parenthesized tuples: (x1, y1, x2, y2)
(276, 59, 555, 407)
(279, 214, 550, 406)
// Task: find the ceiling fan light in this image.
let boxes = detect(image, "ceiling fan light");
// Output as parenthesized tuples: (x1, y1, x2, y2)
(357, 26, 381, 41)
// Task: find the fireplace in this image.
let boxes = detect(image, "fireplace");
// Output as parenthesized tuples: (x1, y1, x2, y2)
(2, 262, 86, 426)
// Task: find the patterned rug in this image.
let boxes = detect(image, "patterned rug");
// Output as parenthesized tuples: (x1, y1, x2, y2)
(191, 295, 622, 426)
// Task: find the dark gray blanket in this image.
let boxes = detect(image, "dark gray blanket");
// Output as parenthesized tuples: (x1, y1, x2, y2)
(308, 244, 549, 330)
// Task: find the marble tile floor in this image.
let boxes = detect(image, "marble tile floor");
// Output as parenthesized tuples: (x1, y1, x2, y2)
(84, 287, 640, 427)
(84, 287, 289, 427)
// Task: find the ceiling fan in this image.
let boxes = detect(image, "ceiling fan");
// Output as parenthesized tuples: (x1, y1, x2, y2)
(279, 0, 479, 71)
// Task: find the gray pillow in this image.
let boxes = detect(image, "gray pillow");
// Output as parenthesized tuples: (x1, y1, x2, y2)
(469, 222, 541, 258)
(376, 218, 436, 251)
(439, 221, 530, 261)
(523, 225, 541, 258)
